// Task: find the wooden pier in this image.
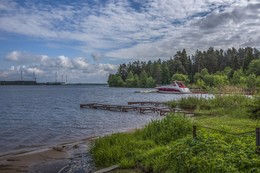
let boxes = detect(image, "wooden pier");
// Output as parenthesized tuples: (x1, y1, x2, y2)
(80, 101, 192, 116)
(80, 102, 175, 116)
(127, 101, 167, 107)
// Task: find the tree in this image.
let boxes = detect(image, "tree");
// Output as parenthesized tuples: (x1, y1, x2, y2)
(203, 74, 214, 87)
(107, 74, 125, 87)
(133, 74, 139, 87)
(212, 74, 229, 88)
(231, 69, 245, 86)
(223, 67, 232, 79)
(139, 70, 148, 88)
(204, 47, 218, 73)
(247, 59, 260, 76)
(161, 63, 170, 84)
(173, 59, 187, 74)
(146, 77, 155, 88)
(193, 50, 205, 73)
(171, 73, 189, 84)
(152, 63, 162, 85)
(196, 79, 206, 89)
(108, 47, 260, 88)
(246, 74, 257, 89)
(125, 71, 135, 87)
(244, 47, 255, 69)
(118, 63, 128, 81)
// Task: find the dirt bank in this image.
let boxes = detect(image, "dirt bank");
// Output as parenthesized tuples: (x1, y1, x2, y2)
(0, 138, 94, 173)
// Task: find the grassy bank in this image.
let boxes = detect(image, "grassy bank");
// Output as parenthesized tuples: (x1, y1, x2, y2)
(90, 95, 260, 173)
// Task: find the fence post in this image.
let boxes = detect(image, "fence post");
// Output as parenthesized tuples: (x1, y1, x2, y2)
(256, 128, 260, 154)
(193, 126, 197, 139)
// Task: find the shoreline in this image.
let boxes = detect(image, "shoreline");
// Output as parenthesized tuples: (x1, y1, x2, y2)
(0, 137, 96, 173)
(0, 129, 139, 173)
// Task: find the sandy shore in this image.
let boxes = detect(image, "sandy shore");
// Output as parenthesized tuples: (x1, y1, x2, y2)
(0, 138, 95, 173)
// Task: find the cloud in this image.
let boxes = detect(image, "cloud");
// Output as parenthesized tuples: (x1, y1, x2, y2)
(0, 0, 260, 66)
(6, 51, 21, 61)
(5, 51, 42, 64)
(1, 51, 117, 83)
(91, 52, 103, 62)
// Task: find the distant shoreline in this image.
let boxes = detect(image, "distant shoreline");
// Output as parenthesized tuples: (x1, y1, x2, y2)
(0, 80, 108, 86)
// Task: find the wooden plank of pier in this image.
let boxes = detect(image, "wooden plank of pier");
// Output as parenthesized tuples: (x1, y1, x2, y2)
(128, 101, 167, 107)
(80, 102, 194, 116)
(80, 103, 168, 115)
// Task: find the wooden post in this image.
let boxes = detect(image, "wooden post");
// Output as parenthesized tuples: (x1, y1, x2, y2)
(256, 128, 260, 154)
(193, 126, 197, 139)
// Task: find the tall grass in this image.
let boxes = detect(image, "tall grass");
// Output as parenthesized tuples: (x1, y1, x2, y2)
(168, 95, 252, 117)
(90, 114, 191, 168)
(91, 95, 260, 172)
(142, 114, 192, 144)
(90, 132, 156, 168)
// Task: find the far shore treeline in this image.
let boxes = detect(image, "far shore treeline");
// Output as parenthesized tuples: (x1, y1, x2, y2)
(108, 47, 260, 91)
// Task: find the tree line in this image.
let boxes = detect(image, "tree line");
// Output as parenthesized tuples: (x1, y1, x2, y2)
(108, 47, 260, 89)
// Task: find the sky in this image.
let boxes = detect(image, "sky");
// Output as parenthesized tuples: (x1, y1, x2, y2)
(0, 0, 259, 83)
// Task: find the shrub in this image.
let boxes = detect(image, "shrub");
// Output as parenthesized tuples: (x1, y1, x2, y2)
(142, 114, 192, 144)
(248, 96, 260, 119)
(90, 133, 156, 167)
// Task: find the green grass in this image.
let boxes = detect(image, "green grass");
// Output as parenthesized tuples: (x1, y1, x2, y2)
(90, 95, 260, 173)
(194, 116, 260, 133)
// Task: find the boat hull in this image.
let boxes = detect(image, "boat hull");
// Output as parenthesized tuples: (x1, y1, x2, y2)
(156, 82, 191, 94)
(157, 88, 191, 94)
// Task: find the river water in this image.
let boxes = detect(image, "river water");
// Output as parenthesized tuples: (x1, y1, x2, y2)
(0, 85, 201, 156)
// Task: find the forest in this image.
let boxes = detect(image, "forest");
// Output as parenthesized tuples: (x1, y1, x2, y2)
(108, 47, 260, 91)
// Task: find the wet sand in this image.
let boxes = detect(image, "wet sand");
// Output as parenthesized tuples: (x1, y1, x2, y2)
(0, 138, 95, 173)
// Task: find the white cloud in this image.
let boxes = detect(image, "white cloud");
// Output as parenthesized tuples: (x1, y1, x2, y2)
(1, 51, 117, 83)
(0, 0, 259, 75)
(6, 51, 20, 61)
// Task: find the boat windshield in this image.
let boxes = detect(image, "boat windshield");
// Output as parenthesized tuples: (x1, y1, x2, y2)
(176, 81, 186, 88)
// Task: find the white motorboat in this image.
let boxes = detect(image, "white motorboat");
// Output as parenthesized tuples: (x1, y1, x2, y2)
(156, 81, 191, 94)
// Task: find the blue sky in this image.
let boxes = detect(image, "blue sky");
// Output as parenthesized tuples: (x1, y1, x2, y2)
(0, 0, 259, 83)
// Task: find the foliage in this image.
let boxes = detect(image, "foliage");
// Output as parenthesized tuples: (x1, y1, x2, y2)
(248, 96, 260, 119)
(142, 114, 192, 145)
(125, 71, 135, 88)
(178, 97, 207, 109)
(90, 132, 156, 168)
(91, 95, 260, 172)
(91, 86, 260, 172)
(108, 74, 125, 87)
(146, 77, 156, 88)
(171, 73, 189, 84)
(247, 59, 260, 76)
(139, 70, 148, 88)
(168, 95, 251, 117)
(195, 79, 206, 89)
(107, 47, 260, 89)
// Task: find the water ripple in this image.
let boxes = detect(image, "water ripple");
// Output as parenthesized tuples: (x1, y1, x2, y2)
(0, 85, 194, 155)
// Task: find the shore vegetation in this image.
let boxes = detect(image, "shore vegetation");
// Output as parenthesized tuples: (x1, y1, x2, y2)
(108, 47, 260, 94)
(91, 95, 260, 173)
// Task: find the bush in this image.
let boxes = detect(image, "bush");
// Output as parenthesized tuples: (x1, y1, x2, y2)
(142, 114, 192, 144)
(163, 131, 259, 173)
(248, 96, 260, 119)
(90, 132, 156, 167)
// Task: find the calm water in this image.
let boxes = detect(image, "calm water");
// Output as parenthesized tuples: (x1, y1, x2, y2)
(0, 85, 199, 155)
